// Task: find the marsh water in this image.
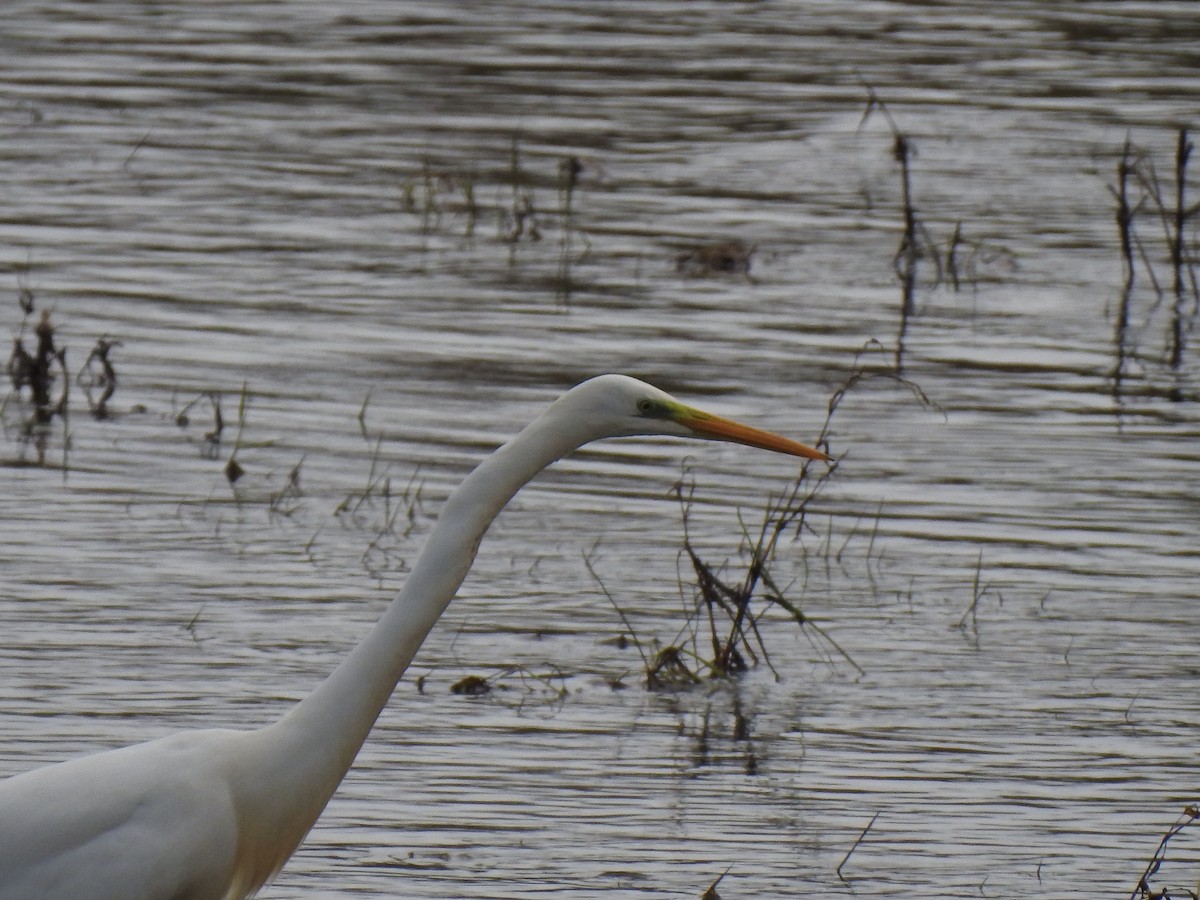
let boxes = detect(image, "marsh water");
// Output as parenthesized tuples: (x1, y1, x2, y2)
(2, 2, 1200, 897)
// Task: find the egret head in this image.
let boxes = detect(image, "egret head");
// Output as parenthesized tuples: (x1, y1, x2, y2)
(555, 374, 831, 462)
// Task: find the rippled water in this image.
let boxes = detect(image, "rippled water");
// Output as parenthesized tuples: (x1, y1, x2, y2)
(2, 2, 1200, 897)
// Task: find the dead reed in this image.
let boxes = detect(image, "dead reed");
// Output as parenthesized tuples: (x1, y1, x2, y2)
(859, 88, 942, 372)
(836, 811, 880, 882)
(700, 864, 733, 899)
(1130, 805, 1200, 900)
(556, 154, 582, 301)
(1109, 127, 1199, 401)
(594, 355, 933, 689)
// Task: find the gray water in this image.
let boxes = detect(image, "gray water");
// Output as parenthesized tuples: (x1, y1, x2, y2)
(2, 2, 1199, 897)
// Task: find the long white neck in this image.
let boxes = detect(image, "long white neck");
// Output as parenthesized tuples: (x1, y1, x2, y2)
(237, 404, 584, 861)
(287, 414, 572, 740)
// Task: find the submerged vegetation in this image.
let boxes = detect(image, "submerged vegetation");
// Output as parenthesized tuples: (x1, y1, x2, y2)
(400, 138, 596, 302)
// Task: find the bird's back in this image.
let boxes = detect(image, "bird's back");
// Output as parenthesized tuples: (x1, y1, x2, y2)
(0, 730, 247, 900)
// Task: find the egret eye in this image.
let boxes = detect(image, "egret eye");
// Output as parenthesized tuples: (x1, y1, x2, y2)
(636, 398, 656, 416)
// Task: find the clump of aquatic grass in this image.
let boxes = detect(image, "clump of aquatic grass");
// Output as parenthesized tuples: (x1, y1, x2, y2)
(500, 136, 543, 244)
(584, 460, 848, 690)
(449, 673, 494, 697)
(399, 141, 600, 305)
(175, 383, 302, 516)
(208, 382, 251, 486)
(401, 159, 480, 240)
(1109, 128, 1199, 402)
(859, 87, 939, 372)
(327, 390, 427, 581)
(400, 140, 595, 259)
(859, 87, 1015, 368)
(400, 142, 541, 245)
(594, 355, 934, 689)
(1129, 805, 1200, 900)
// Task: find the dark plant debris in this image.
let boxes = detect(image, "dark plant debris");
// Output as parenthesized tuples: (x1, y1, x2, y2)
(675, 240, 755, 278)
(450, 674, 493, 697)
(5, 303, 70, 466)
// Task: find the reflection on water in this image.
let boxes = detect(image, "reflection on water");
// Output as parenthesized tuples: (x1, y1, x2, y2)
(2, 1, 1200, 897)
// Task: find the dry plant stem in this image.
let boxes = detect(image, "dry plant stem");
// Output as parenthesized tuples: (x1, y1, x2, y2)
(1105, 128, 1200, 405)
(1112, 136, 1140, 399)
(582, 547, 653, 676)
(356, 388, 372, 437)
(1169, 128, 1197, 372)
(700, 864, 733, 900)
(837, 811, 879, 882)
(946, 221, 963, 292)
(222, 382, 250, 485)
(460, 176, 478, 238)
(556, 155, 581, 302)
(860, 86, 942, 372)
(1130, 805, 1200, 900)
(76, 336, 120, 418)
(1130, 129, 1199, 382)
(955, 550, 989, 635)
(503, 136, 540, 245)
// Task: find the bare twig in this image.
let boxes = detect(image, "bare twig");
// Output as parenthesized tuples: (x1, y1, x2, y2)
(1130, 805, 1200, 900)
(837, 811, 880, 882)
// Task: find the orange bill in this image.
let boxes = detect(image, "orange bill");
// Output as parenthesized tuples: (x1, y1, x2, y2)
(674, 405, 831, 462)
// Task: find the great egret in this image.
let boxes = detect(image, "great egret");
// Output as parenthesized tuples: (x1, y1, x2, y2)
(0, 374, 830, 900)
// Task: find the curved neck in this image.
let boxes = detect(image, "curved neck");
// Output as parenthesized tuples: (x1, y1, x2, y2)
(242, 408, 581, 851)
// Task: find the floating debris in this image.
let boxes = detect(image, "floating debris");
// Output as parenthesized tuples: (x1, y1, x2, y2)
(450, 674, 492, 696)
(675, 240, 755, 277)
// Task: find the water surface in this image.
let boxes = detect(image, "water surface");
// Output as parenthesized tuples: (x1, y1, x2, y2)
(1, 2, 1199, 897)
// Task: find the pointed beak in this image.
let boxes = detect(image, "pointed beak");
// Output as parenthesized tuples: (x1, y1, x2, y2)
(673, 405, 832, 462)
